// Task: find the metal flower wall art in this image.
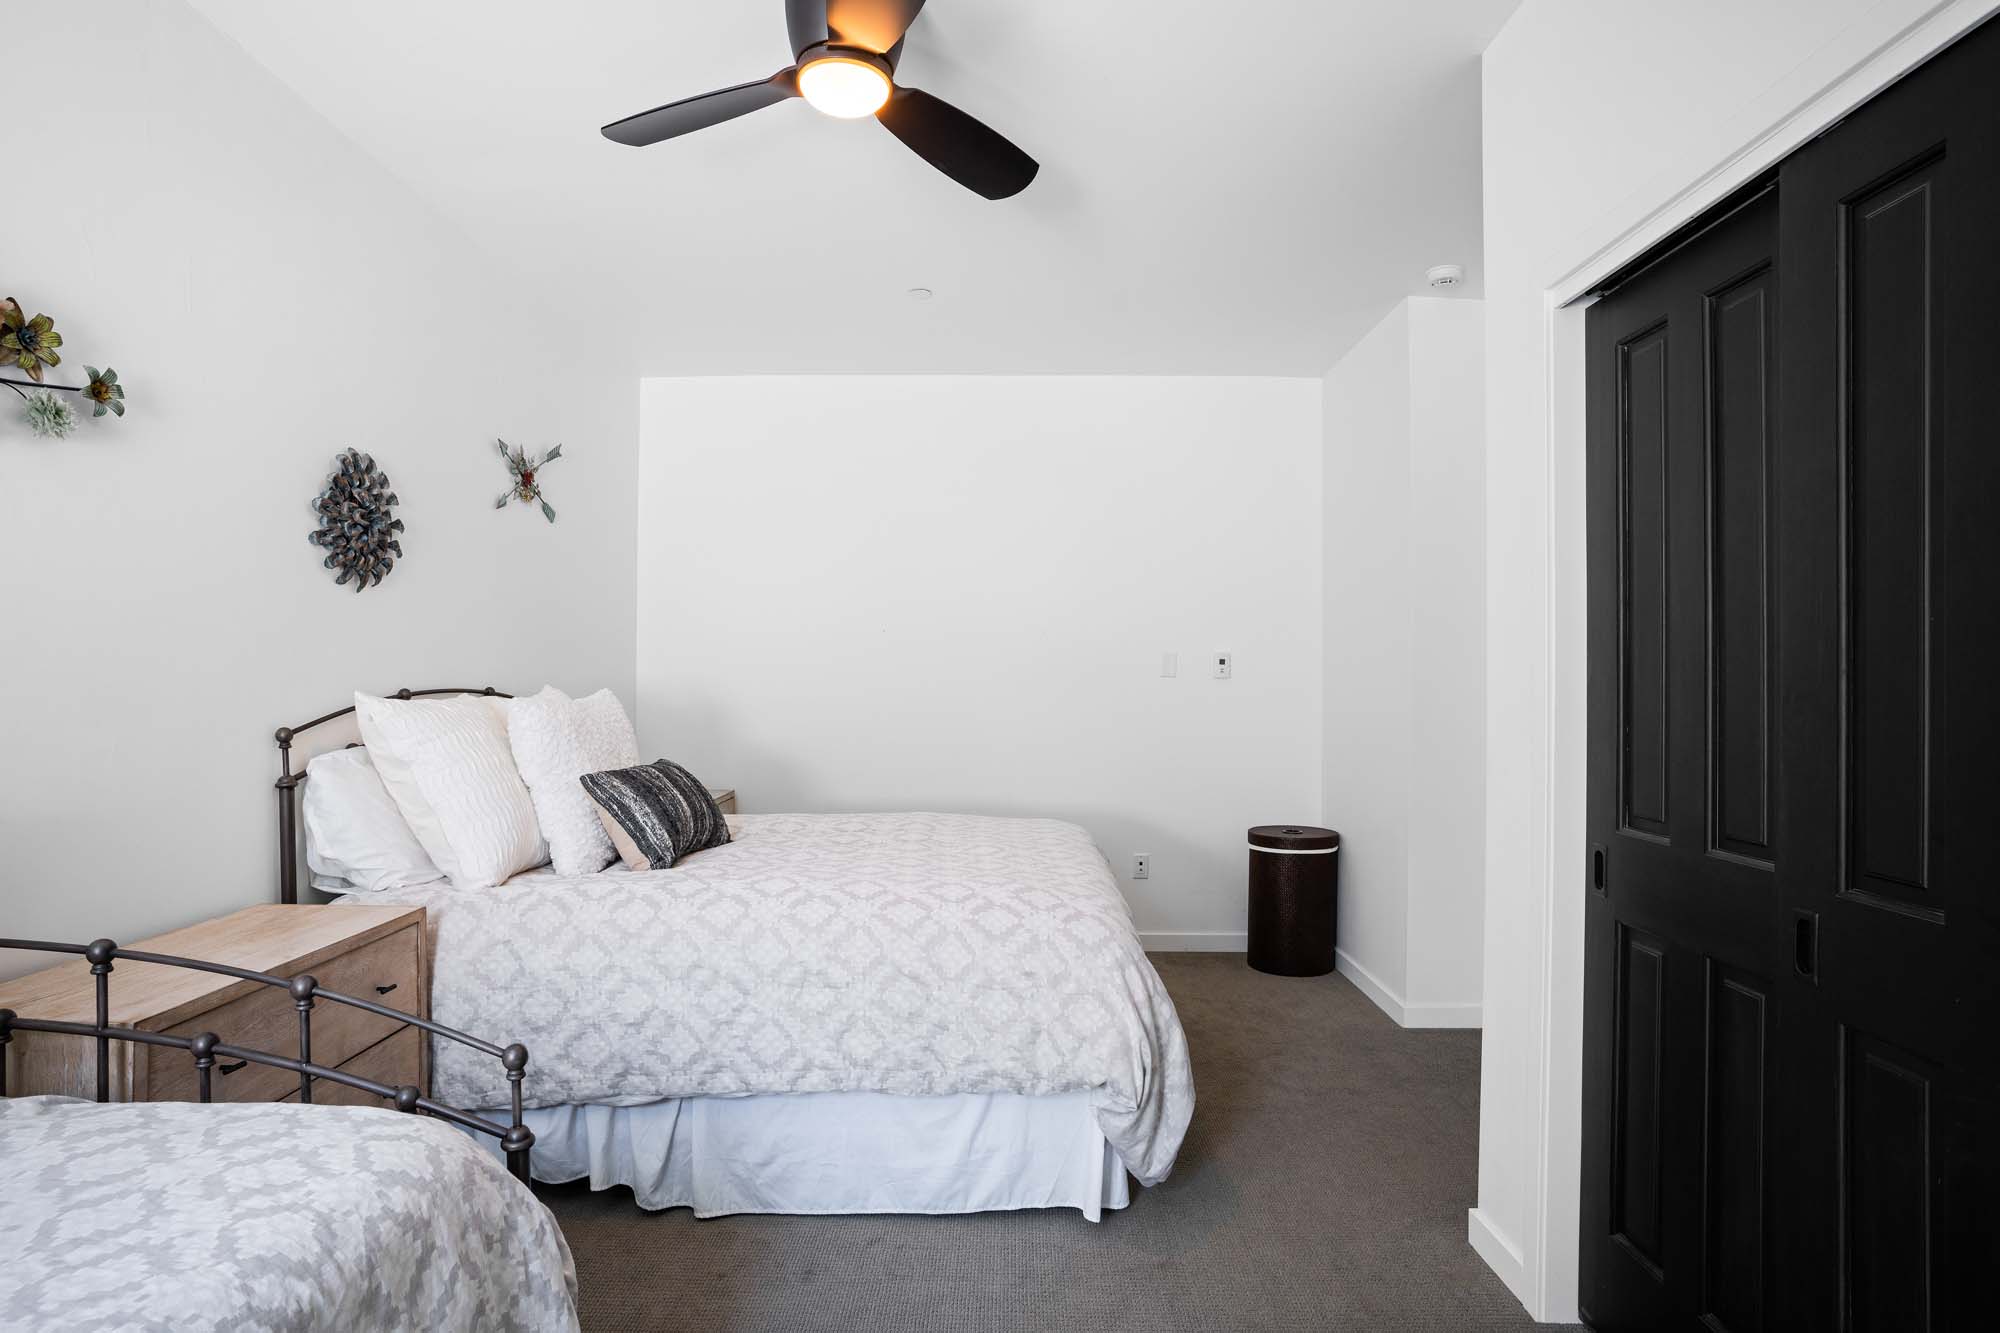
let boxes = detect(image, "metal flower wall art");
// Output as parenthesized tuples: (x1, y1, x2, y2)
(310, 449, 404, 593)
(495, 439, 563, 523)
(2, 297, 128, 438)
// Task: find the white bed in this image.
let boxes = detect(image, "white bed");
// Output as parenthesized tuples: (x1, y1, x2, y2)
(340, 810, 1193, 1218)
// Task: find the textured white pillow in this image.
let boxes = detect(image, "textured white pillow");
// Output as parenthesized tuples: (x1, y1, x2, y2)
(508, 686, 642, 877)
(354, 692, 548, 888)
(302, 748, 445, 893)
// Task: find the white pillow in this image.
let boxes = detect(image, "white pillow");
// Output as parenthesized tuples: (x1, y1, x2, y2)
(508, 686, 642, 877)
(354, 692, 548, 889)
(302, 747, 445, 893)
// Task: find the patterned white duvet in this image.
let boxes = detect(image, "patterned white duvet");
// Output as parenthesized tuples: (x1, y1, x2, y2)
(0, 1097, 578, 1333)
(355, 812, 1195, 1185)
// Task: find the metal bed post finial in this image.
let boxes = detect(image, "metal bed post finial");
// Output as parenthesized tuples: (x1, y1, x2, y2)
(191, 1031, 219, 1104)
(85, 939, 115, 1103)
(291, 974, 317, 1103)
(502, 1043, 533, 1183)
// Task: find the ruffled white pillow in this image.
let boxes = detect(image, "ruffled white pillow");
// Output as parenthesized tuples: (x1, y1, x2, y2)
(507, 686, 642, 877)
(354, 692, 547, 889)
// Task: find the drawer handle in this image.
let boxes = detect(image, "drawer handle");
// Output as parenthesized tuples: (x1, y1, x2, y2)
(218, 1059, 248, 1076)
(374, 983, 398, 996)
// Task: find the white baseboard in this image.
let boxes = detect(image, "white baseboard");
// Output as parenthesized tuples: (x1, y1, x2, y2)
(1139, 931, 1248, 952)
(1333, 946, 1405, 1017)
(1467, 1207, 1532, 1315)
(1402, 998, 1484, 1029)
(1336, 947, 1483, 1029)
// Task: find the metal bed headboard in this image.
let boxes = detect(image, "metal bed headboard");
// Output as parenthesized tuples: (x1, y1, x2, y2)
(275, 687, 514, 905)
(0, 936, 536, 1182)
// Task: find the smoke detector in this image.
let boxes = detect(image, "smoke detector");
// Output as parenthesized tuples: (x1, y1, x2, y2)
(1426, 264, 1465, 289)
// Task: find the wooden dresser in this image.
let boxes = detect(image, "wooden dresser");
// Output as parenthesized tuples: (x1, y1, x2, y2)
(708, 786, 737, 814)
(0, 904, 427, 1105)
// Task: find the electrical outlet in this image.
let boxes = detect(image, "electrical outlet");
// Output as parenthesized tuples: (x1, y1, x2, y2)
(1132, 853, 1151, 880)
(1212, 652, 1233, 679)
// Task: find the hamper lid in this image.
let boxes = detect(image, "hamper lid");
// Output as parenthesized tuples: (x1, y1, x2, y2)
(1248, 824, 1340, 851)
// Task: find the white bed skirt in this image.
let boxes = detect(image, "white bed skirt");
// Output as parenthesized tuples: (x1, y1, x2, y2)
(475, 1090, 1133, 1222)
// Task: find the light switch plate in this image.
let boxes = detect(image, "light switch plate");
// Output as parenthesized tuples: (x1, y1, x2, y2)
(1211, 652, 1232, 679)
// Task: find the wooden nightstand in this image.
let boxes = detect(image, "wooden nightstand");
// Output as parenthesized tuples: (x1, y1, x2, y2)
(0, 904, 428, 1105)
(708, 787, 737, 814)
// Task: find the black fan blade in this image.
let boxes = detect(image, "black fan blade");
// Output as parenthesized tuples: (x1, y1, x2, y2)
(876, 87, 1038, 200)
(827, 0, 926, 55)
(602, 71, 797, 146)
(786, 0, 828, 56)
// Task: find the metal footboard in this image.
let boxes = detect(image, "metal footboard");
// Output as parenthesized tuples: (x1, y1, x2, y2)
(0, 937, 535, 1183)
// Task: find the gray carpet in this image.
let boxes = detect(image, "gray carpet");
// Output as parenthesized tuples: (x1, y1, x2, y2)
(539, 954, 1573, 1332)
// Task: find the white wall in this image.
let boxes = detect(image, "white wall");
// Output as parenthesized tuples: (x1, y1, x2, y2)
(1475, 0, 1997, 1320)
(1404, 299, 1488, 1015)
(635, 376, 1322, 944)
(0, 1, 638, 979)
(1322, 298, 1485, 1027)
(1323, 306, 1413, 1001)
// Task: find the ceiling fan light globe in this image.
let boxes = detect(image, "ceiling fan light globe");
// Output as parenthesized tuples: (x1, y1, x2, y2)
(798, 57, 892, 118)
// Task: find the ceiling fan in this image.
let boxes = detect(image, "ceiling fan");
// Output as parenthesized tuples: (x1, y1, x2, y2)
(601, 0, 1038, 200)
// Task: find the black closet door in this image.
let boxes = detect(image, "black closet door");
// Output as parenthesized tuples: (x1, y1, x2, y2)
(1583, 17, 2000, 1332)
(1773, 17, 2000, 1330)
(1583, 189, 1783, 1332)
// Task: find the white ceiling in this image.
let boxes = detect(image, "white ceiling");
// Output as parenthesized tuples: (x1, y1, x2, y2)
(189, 0, 1515, 376)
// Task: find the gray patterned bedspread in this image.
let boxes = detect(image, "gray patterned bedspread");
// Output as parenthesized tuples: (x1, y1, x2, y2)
(354, 812, 1195, 1184)
(0, 1097, 578, 1333)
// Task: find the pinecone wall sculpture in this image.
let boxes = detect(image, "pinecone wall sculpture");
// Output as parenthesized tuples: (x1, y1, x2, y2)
(309, 449, 404, 592)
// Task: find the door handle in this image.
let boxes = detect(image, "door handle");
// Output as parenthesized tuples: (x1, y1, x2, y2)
(1591, 844, 1608, 896)
(218, 1059, 248, 1076)
(1793, 910, 1819, 984)
(374, 983, 398, 996)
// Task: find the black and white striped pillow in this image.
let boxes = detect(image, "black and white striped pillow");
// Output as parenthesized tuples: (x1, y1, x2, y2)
(578, 760, 731, 870)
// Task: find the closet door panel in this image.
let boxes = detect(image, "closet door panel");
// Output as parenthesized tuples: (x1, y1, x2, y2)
(1842, 1030, 1937, 1330)
(1700, 965, 1769, 1333)
(1845, 160, 1939, 911)
(1621, 325, 1673, 839)
(1610, 925, 1669, 1270)
(1705, 268, 1775, 864)
(1774, 17, 2000, 1328)
(1583, 189, 1781, 1331)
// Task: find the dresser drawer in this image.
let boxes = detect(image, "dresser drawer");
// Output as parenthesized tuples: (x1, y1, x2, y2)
(150, 924, 422, 1104)
(281, 1025, 422, 1108)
